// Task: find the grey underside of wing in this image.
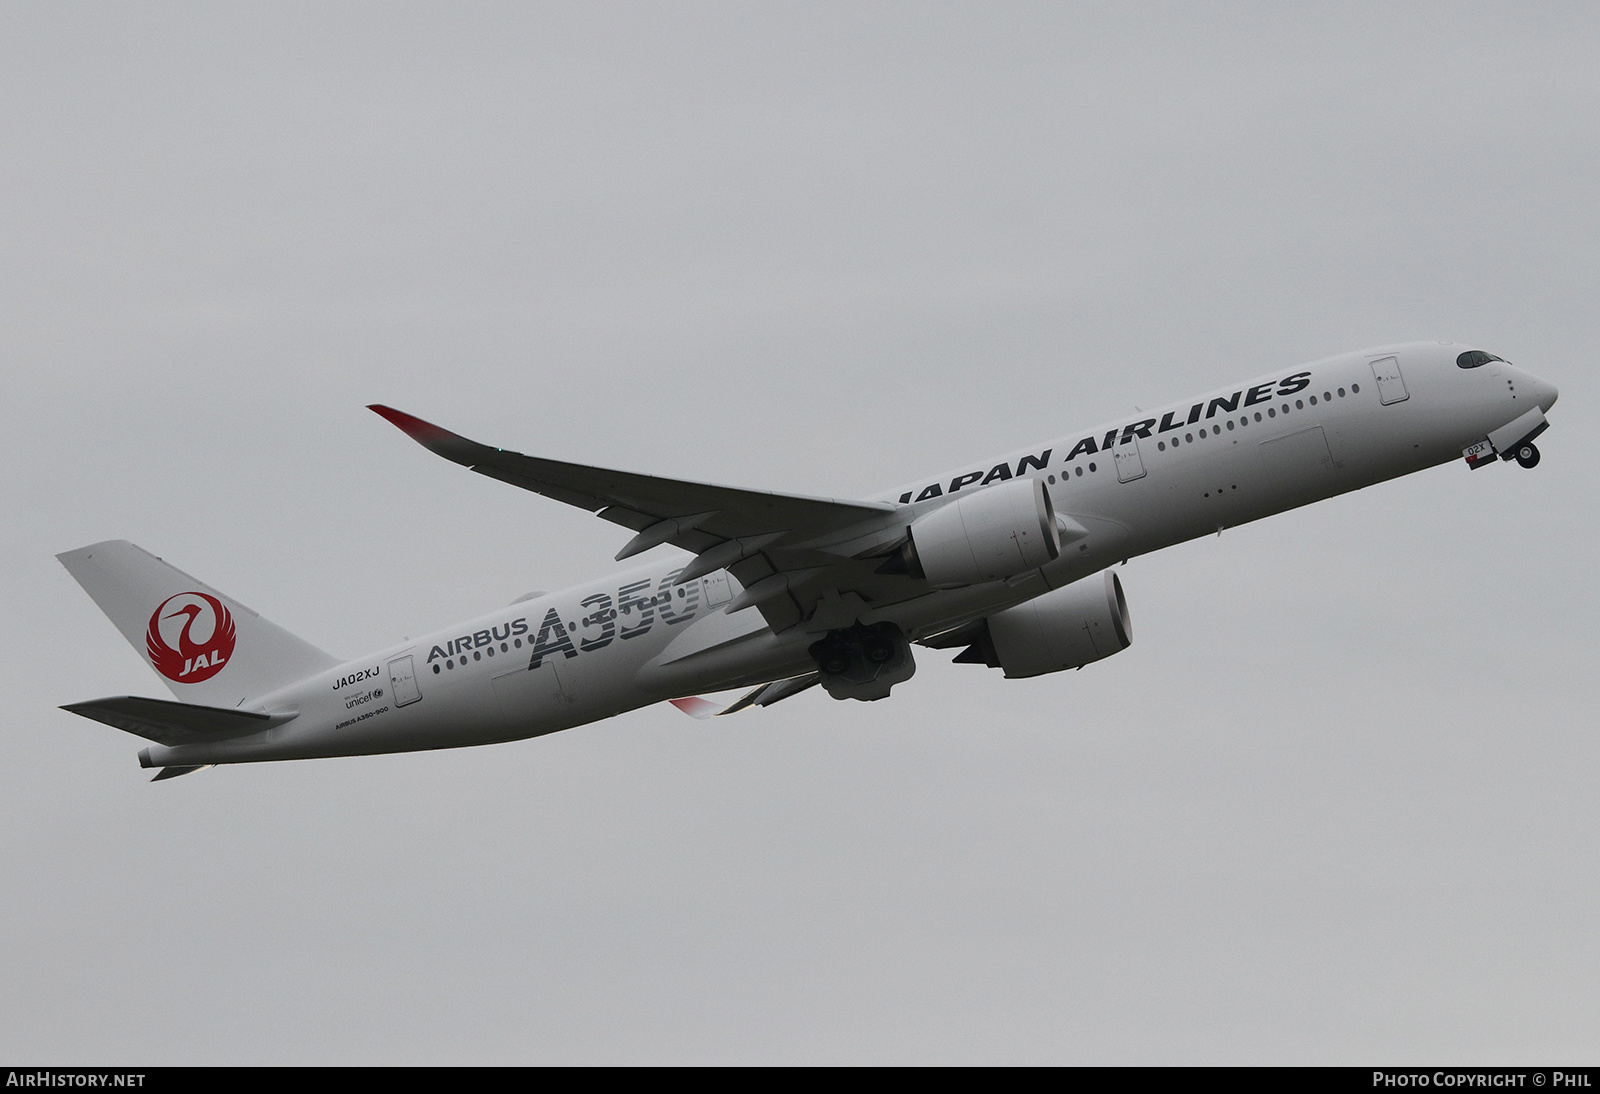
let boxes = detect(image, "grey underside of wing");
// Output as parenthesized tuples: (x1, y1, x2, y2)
(449, 442, 935, 633)
(383, 411, 938, 633)
(62, 696, 277, 747)
(466, 449, 893, 548)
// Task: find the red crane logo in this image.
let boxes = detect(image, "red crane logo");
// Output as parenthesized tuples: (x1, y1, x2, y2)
(146, 592, 236, 683)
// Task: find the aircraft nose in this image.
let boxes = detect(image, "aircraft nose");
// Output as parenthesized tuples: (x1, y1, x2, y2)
(1500, 361, 1559, 412)
(1527, 372, 1559, 411)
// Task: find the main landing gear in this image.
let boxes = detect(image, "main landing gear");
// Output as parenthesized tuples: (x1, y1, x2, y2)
(1514, 442, 1541, 469)
(809, 622, 916, 702)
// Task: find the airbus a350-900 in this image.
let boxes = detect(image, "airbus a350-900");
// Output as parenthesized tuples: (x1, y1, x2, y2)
(59, 343, 1556, 780)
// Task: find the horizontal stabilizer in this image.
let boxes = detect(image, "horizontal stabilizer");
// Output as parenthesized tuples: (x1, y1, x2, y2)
(61, 696, 292, 747)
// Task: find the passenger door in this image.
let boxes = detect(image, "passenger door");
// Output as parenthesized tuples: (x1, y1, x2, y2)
(1370, 356, 1409, 405)
(1113, 434, 1147, 482)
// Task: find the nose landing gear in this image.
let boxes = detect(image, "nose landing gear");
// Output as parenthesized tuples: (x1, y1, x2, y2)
(1485, 408, 1549, 471)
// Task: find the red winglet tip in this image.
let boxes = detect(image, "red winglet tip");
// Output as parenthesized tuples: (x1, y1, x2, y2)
(368, 404, 453, 444)
(669, 697, 722, 720)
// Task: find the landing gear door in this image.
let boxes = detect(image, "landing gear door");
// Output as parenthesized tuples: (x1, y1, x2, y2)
(1370, 356, 1409, 405)
(388, 655, 422, 707)
(1113, 435, 1147, 482)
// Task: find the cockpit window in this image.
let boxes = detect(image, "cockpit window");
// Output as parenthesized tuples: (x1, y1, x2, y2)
(1457, 350, 1504, 369)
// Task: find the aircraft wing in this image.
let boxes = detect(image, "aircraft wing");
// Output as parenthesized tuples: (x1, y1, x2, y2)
(666, 674, 822, 719)
(371, 406, 914, 631)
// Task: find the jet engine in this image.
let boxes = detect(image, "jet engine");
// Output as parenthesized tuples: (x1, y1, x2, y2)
(896, 477, 1061, 587)
(935, 570, 1132, 678)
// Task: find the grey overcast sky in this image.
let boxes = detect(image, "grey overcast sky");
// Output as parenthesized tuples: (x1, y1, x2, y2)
(3, 2, 1598, 1064)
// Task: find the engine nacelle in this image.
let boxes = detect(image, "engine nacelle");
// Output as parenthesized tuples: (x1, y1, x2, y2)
(954, 570, 1132, 678)
(903, 477, 1060, 588)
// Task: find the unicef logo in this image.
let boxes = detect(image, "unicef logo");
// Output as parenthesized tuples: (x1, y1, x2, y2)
(145, 592, 236, 683)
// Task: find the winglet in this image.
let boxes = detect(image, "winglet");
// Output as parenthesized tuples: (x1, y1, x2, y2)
(151, 764, 213, 782)
(668, 696, 726, 720)
(367, 405, 489, 466)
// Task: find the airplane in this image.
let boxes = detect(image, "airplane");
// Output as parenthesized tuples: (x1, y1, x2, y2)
(58, 342, 1557, 781)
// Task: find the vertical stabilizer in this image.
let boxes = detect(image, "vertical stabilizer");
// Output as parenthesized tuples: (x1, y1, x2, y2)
(58, 540, 339, 707)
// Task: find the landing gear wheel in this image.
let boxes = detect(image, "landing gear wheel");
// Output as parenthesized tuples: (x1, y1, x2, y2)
(1515, 442, 1541, 469)
(863, 636, 896, 664)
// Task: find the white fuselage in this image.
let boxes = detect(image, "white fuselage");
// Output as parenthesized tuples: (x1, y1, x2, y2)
(140, 342, 1557, 769)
